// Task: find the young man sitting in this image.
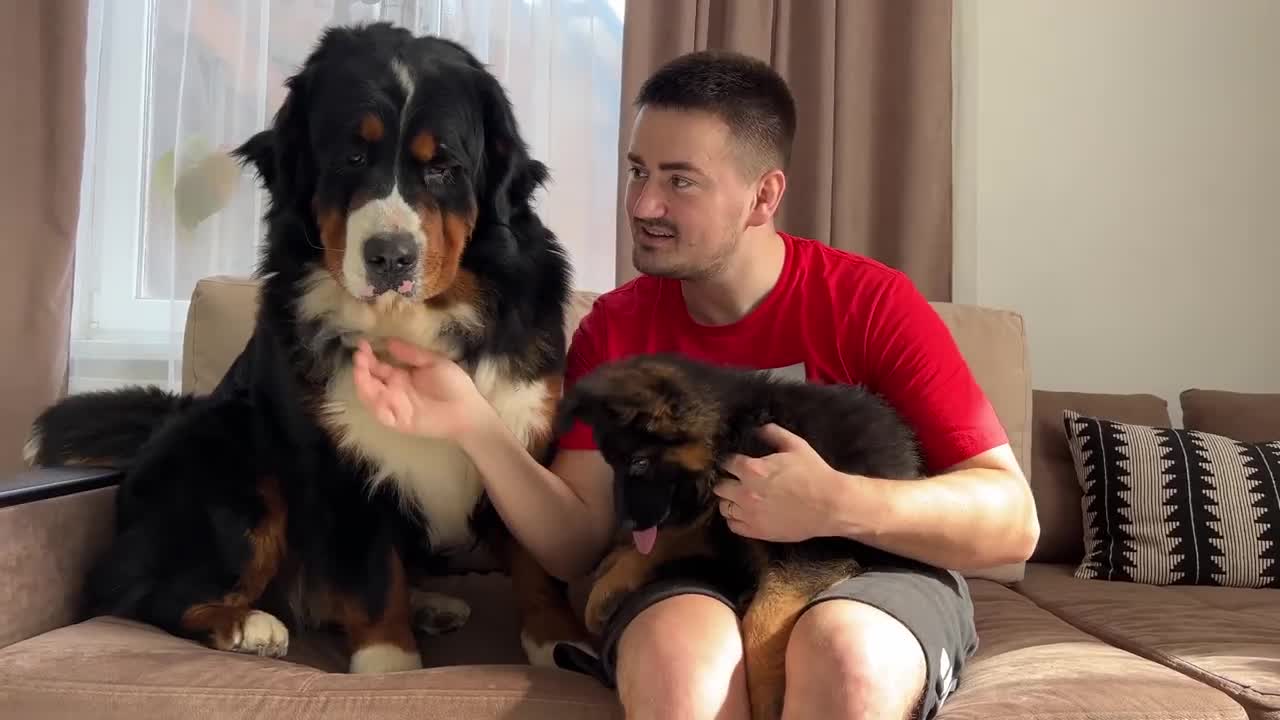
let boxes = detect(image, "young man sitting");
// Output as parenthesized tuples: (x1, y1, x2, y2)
(352, 49, 1038, 720)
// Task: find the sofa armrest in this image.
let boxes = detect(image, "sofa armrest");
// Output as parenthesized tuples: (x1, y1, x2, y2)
(0, 465, 121, 508)
(0, 466, 120, 649)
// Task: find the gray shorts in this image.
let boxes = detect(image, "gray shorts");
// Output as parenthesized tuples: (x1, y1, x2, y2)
(557, 560, 978, 720)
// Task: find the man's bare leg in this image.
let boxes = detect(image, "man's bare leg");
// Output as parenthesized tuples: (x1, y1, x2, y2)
(615, 594, 751, 720)
(782, 599, 928, 720)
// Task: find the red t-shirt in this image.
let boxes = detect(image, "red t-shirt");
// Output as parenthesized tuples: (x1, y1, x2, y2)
(558, 232, 1008, 474)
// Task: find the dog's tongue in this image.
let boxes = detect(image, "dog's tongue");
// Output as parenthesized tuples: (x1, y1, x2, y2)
(632, 527, 657, 555)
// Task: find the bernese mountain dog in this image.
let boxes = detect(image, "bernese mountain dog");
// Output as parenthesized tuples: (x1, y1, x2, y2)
(553, 352, 926, 719)
(24, 23, 588, 673)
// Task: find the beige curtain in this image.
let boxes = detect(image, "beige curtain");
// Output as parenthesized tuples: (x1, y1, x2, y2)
(0, 2, 89, 474)
(615, 0, 954, 301)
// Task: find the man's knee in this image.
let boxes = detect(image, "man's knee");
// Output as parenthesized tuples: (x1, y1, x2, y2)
(786, 599, 928, 718)
(616, 594, 748, 719)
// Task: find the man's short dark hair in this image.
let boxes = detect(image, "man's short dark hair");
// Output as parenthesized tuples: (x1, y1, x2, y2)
(635, 50, 797, 176)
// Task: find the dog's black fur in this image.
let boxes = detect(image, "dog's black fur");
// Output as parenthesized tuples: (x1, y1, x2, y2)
(25, 23, 586, 672)
(553, 352, 926, 718)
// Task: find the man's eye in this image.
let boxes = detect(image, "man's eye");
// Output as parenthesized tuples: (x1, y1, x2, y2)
(628, 167, 647, 180)
(629, 457, 650, 475)
(671, 176, 692, 189)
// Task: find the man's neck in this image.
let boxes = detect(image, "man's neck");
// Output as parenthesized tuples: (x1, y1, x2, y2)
(680, 227, 786, 326)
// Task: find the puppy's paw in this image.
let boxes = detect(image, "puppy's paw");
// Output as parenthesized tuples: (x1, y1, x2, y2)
(410, 590, 471, 635)
(229, 610, 289, 658)
(584, 576, 639, 636)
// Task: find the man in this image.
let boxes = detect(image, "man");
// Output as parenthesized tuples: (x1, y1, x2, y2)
(352, 50, 1039, 720)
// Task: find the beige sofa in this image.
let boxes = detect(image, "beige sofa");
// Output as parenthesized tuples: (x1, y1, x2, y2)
(2, 275, 1277, 719)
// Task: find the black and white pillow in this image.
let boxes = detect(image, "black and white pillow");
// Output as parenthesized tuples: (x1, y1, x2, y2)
(1062, 409, 1280, 587)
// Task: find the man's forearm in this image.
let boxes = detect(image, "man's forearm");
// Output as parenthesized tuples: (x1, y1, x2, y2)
(829, 466, 1039, 571)
(457, 412, 609, 581)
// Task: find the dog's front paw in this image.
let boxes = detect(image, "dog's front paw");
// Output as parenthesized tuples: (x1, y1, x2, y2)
(229, 610, 289, 658)
(410, 590, 471, 635)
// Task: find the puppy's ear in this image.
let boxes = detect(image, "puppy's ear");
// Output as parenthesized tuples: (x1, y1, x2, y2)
(551, 387, 588, 438)
(474, 69, 549, 225)
(553, 374, 639, 438)
(553, 380, 605, 437)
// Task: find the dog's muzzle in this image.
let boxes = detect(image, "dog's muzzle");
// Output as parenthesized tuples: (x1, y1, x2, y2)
(362, 231, 419, 295)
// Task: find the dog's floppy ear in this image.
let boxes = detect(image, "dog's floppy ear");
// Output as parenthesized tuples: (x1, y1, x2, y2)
(552, 373, 640, 438)
(553, 379, 606, 438)
(232, 70, 314, 210)
(474, 69, 549, 225)
(231, 129, 276, 189)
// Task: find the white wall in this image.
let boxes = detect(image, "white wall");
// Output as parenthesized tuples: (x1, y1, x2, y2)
(953, 0, 1280, 425)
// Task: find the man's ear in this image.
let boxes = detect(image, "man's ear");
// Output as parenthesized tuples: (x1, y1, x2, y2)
(745, 167, 786, 229)
(474, 69, 549, 224)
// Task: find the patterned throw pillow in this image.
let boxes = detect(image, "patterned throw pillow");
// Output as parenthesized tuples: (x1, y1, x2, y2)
(1062, 409, 1280, 587)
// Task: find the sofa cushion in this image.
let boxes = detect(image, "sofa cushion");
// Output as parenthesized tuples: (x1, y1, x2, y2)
(1182, 389, 1280, 444)
(0, 573, 1249, 720)
(928, 577, 1245, 719)
(1028, 390, 1174, 564)
(1016, 563, 1280, 720)
(0, 572, 622, 720)
(1063, 410, 1280, 588)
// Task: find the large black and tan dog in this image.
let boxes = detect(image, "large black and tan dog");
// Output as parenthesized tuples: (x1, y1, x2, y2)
(24, 23, 588, 672)
(554, 353, 926, 719)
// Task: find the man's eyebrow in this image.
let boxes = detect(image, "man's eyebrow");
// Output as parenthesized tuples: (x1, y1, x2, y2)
(627, 152, 706, 175)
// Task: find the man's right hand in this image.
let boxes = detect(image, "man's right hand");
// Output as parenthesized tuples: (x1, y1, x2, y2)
(353, 336, 617, 582)
(351, 337, 493, 441)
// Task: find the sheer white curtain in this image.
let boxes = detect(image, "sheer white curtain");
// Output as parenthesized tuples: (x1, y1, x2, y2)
(70, 0, 625, 394)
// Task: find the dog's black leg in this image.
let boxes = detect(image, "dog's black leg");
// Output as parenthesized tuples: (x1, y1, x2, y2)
(87, 473, 291, 657)
(321, 541, 424, 674)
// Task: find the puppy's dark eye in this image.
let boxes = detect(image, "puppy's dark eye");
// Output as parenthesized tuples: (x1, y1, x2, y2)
(347, 151, 367, 168)
(629, 457, 650, 475)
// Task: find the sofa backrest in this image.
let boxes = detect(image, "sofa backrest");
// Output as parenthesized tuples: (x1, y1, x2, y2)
(182, 275, 1034, 582)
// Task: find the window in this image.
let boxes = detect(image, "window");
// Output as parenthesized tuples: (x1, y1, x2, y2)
(70, 0, 625, 393)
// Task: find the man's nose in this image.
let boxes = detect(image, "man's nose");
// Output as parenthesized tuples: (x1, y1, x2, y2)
(628, 180, 664, 218)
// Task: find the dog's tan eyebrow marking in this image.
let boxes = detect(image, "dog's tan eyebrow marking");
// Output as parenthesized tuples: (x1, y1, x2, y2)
(359, 114, 384, 143)
(410, 131, 437, 163)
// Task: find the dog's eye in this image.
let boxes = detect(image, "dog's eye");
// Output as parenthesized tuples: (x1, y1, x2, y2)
(424, 164, 454, 184)
(629, 457, 649, 475)
(347, 151, 367, 168)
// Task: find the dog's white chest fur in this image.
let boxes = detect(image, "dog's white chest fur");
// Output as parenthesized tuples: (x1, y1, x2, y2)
(300, 270, 553, 553)
(324, 355, 549, 553)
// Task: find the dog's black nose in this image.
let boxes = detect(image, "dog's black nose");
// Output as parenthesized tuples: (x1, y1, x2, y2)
(363, 232, 418, 275)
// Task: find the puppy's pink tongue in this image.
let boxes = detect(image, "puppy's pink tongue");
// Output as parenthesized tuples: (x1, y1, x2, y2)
(632, 527, 657, 555)
(398, 280, 414, 294)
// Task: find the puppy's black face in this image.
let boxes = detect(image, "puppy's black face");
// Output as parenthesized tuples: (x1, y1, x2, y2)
(555, 355, 723, 553)
(235, 24, 545, 308)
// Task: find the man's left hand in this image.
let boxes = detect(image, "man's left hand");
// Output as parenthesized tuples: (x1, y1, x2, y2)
(715, 423, 850, 542)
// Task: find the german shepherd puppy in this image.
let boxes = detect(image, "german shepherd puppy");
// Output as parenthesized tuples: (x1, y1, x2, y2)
(553, 352, 925, 719)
